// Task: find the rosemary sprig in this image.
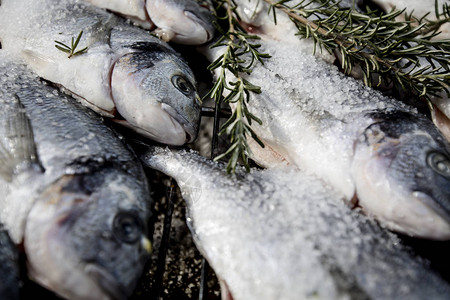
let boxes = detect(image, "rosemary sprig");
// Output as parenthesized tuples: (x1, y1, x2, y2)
(205, 0, 270, 173)
(55, 31, 88, 58)
(264, 0, 450, 99)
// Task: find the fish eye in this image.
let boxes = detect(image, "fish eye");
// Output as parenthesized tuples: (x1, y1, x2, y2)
(427, 151, 450, 178)
(171, 75, 194, 96)
(113, 212, 143, 244)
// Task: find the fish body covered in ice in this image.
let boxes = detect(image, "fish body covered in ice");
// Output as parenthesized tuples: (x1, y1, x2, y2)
(85, 0, 215, 45)
(0, 54, 152, 300)
(0, 0, 201, 145)
(142, 147, 450, 300)
(0, 224, 20, 300)
(204, 27, 450, 239)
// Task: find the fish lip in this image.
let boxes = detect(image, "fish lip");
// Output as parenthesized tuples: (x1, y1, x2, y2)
(413, 190, 450, 224)
(85, 263, 128, 300)
(183, 10, 213, 41)
(161, 103, 197, 143)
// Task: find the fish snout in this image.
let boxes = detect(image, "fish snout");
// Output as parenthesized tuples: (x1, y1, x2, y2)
(352, 119, 450, 240)
(411, 190, 450, 223)
(161, 103, 200, 144)
(420, 150, 450, 220)
(111, 51, 200, 145)
(178, 8, 215, 45)
(146, 0, 214, 45)
(85, 264, 129, 300)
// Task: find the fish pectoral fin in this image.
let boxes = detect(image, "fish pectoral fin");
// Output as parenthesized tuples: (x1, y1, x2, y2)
(0, 95, 42, 182)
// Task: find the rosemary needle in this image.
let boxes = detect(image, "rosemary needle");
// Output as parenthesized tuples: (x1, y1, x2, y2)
(208, 0, 450, 173)
(55, 30, 88, 58)
(205, 0, 270, 173)
(264, 0, 450, 99)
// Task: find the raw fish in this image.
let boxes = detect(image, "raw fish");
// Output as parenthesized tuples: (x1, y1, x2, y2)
(0, 0, 201, 145)
(85, 0, 215, 44)
(0, 53, 152, 300)
(203, 16, 450, 240)
(142, 146, 450, 300)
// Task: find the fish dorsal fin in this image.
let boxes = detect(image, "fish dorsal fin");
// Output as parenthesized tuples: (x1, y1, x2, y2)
(0, 94, 41, 182)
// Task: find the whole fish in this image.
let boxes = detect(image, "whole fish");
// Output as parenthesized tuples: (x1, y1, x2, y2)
(0, 53, 152, 300)
(0, 224, 20, 300)
(204, 2, 450, 240)
(142, 147, 450, 300)
(85, 0, 215, 45)
(0, 0, 201, 145)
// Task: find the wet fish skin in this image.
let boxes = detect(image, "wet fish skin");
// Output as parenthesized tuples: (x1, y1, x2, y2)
(0, 54, 152, 300)
(0, 224, 20, 300)
(111, 41, 201, 144)
(0, 0, 201, 145)
(352, 110, 450, 238)
(86, 0, 153, 29)
(203, 8, 450, 239)
(146, 0, 215, 44)
(235, 0, 450, 134)
(142, 146, 450, 300)
(85, 0, 215, 44)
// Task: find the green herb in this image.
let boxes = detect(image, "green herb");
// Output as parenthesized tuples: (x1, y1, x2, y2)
(205, 0, 270, 173)
(208, 0, 450, 173)
(55, 31, 88, 58)
(264, 0, 450, 99)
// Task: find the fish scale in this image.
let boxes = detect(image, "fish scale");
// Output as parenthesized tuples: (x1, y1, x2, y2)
(84, 0, 215, 44)
(0, 53, 152, 300)
(0, 0, 201, 146)
(8, 80, 139, 177)
(203, 5, 450, 240)
(142, 146, 450, 300)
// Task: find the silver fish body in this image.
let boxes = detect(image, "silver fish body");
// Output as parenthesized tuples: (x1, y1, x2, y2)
(83, 0, 153, 29)
(0, 224, 20, 300)
(142, 147, 450, 300)
(85, 0, 215, 44)
(0, 54, 152, 300)
(0, 0, 201, 145)
(204, 24, 450, 239)
(146, 0, 215, 44)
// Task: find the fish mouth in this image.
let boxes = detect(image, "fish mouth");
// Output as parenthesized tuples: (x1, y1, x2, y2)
(112, 105, 191, 146)
(182, 10, 213, 43)
(412, 190, 450, 224)
(352, 142, 450, 240)
(161, 103, 197, 143)
(85, 263, 128, 300)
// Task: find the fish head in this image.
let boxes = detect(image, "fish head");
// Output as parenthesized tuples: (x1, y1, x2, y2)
(24, 169, 151, 300)
(146, 0, 214, 45)
(352, 111, 450, 240)
(111, 43, 201, 145)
